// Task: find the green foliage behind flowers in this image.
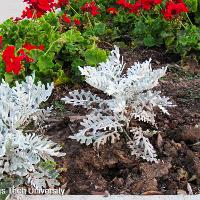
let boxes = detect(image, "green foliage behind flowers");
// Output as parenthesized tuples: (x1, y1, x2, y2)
(0, 12, 107, 85)
(63, 0, 199, 63)
(103, 0, 200, 63)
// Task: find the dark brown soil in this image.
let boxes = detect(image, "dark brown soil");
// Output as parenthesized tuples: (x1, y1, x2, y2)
(45, 47, 200, 195)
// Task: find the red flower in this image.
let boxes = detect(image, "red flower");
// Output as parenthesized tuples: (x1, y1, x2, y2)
(21, 43, 44, 62)
(21, 6, 44, 19)
(56, 0, 69, 8)
(107, 7, 118, 15)
(74, 18, 81, 26)
(81, 1, 100, 16)
(172, 0, 184, 3)
(0, 36, 2, 48)
(116, 0, 126, 6)
(23, 43, 45, 51)
(116, 0, 132, 9)
(161, 1, 188, 20)
(119, 0, 163, 14)
(24, 0, 54, 11)
(2, 46, 24, 75)
(129, 2, 141, 14)
(37, 0, 51, 11)
(1, 43, 44, 75)
(62, 14, 71, 24)
(154, 0, 162, 4)
(141, 0, 163, 10)
(133, 0, 163, 11)
(21, 0, 55, 19)
(18, 49, 34, 63)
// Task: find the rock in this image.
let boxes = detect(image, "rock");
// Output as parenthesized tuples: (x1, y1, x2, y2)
(175, 126, 200, 143)
(131, 178, 158, 194)
(112, 177, 125, 187)
(130, 161, 172, 194)
(177, 189, 187, 195)
(140, 161, 172, 179)
(142, 190, 163, 195)
(186, 149, 200, 184)
(163, 141, 178, 157)
(156, 133, 164, 148)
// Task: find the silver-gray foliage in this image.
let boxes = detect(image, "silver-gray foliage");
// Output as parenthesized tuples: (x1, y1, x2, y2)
(0, 74, 65, 189)
(62, 46, 175, 163)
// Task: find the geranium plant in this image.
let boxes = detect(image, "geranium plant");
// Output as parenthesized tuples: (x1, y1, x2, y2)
(62, 46, 175, 162)
(0, 13, 107, 84)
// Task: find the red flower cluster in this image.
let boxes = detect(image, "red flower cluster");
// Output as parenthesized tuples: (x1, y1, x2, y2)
(107, 7, 118, 15)
(74, 18, 81, 26)
(115, 0, 189, 20)
(62, 14, 71, 24)
(140, 0, 162, 10)
(161, 0, 188, 20)
(62, 14, 81, 26)
(56, 0, 69, 8)
(2, 43, 44, 75)
(21, 0, 69, 19)
(116, 0, 132, 8)
(18, 49, 34, 63)
(23, 43, 45, 51)
(21, 0, 55, 19)
(81, 1, 100, 16)
(116, 0, 162, 14)
(2, 46, 25, 75)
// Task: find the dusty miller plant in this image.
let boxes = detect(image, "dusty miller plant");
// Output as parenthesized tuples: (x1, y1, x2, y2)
(62, 46, 175, 163)
(0, 74, 65, 189)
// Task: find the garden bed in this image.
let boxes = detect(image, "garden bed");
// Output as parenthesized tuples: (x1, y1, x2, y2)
(43, 47, 200, 195)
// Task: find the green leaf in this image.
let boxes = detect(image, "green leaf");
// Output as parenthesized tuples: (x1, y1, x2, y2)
(165, 36, 175, 47)
(29, 49, 44, 60)
(71, 58, 85, 79)
(54, 69, 69, 86)
(143, 35, 156, 47)
(43, 12, 59, 27)
(61, 29, 84, 43)
(160, 31, 174, 38)
(185, 0, 198, 12)
(84, 48, 107, 66)
(37, 55, 55, 72)
(4, 73, 14, 83)
(72, 58, 85, 69)
(15, 38, 24, 49)
(93, 22, 106, 36)
(133, 21, 146, 35)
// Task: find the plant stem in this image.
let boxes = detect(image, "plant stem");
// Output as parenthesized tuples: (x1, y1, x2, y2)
(69, 5, 80, 17)
(141, 12, 148, 22)
(123, 130, 132, 141)
(86, 12, 92, 27)
(32, 10, 37, 20)
(43, 38, 62, 56)
(179, 20, 186, 29)
(186, 13, 193, 26)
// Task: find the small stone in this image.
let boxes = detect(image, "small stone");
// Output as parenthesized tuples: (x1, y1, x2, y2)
(177, 189, 187, 195)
